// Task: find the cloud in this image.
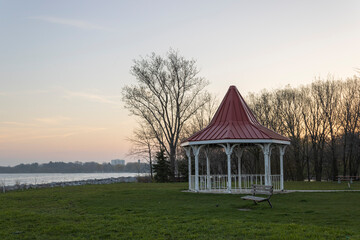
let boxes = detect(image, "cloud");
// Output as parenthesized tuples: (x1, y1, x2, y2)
(0, 117, 71, 128)
(0, 121, 26, 125)
(0, 125, 107, 143)
(64, 91, 121, 105)
(35, 116, 72, 125)
(0, 121, 36, 127)
(0, 89, 53, 96)
(14, 127, 106, 141)
(29, 16, 112, 31)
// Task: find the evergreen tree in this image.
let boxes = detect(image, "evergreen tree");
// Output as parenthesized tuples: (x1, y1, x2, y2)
(153, 149, 171, 182)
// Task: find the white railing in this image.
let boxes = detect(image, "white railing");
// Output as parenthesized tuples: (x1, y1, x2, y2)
(271, 175, 281, 190)
(190, 174, 281, 192)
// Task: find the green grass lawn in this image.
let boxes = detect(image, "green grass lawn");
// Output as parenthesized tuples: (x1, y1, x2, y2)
(0, 182, 359, 239)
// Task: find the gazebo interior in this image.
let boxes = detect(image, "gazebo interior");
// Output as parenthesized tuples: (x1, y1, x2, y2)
(181, 85, 290, 193)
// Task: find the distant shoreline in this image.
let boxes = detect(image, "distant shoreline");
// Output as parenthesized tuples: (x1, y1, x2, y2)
(0, 172, 147, 189)
(0, 171, 141, 174)
(1, 176, 139, 193)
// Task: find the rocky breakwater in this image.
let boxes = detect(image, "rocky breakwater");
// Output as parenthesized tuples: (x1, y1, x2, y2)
(1, 176, 138, 193)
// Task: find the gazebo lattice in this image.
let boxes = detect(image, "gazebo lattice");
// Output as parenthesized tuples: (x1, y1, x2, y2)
(181, 85, 290, 193)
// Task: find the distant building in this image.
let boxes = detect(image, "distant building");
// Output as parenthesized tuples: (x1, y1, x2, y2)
(110, 159, 125, 166)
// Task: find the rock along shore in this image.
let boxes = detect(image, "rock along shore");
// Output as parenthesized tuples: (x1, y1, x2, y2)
(1, 176, 138, 193)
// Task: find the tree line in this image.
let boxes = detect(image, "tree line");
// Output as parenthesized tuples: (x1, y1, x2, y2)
(247, 76, 360, 181)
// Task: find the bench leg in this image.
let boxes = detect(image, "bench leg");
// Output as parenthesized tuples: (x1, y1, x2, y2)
(267, 200, 272, 208)
(253, 201, 257, 205)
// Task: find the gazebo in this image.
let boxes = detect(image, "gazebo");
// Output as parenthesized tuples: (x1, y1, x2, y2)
(181, 85, 290, 193)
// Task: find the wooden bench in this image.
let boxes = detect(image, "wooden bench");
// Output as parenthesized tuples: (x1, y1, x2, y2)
(241, 185, 273, 208)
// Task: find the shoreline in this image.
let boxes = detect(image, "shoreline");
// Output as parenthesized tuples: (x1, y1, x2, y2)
(1, 176, 138, 193)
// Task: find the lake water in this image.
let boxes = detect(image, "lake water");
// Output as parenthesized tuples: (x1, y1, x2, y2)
(0, 173, 142, 186)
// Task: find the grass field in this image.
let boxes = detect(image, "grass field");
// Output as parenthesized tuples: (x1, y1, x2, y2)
(0, 182, 359, 239)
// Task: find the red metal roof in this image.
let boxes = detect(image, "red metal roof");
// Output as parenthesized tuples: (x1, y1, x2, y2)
(184, 85, 290, 143)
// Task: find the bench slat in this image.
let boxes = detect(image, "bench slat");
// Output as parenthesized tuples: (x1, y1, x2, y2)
(251, 190, 273, 195)
(241, 196, 267, 201)
(253, 185, 273, 190)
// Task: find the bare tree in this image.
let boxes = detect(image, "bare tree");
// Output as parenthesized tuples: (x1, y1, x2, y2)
(245, 76, 359, 181)
(315, 77, 341, 180)
(302, 83, 329, 181)
(340, 77, 360, 176)
(274, 87, 306, 180)
(181, 93, 218, 139)
(122, 50, 210, 179)
(126, 123, 158, 179)
(247, 90, 275, 129)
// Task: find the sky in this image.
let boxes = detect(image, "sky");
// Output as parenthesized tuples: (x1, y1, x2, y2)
(1, 0, 360, 166)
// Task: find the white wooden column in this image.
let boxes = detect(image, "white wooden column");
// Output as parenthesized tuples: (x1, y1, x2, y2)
(235, 147, 244, 190)
(220, 143, 238, 193)
(279, 145, 287, 191)
(257, 143, 271, 186)
(204, 146, 211, 190)
(184, 147, 192, 191)
(191, 145, 203, 192)
(268, 146, 274, 186)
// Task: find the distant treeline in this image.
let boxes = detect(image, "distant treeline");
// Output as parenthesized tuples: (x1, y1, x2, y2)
(246, 77, 360, 181)
(0, 161, 150, 173)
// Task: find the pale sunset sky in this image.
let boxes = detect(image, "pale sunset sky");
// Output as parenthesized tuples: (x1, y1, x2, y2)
(1, 0, 359, 166)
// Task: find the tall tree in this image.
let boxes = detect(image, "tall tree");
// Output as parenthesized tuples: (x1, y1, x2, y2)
(122, 50, 210, 179)
(302, 83, 329, 181)
(314, 77, 341, 180)
(341, 77, 360, 176)
(274, 87, 306, 181)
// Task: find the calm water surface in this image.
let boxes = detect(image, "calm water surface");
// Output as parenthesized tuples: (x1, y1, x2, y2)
(0, 173, 141, 186)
